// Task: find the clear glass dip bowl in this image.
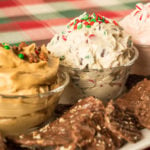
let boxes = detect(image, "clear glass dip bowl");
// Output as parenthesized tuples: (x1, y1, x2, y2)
(60, 48, 139, 104)
(0, 72, 69, 136)
(131, 44, 150, 76)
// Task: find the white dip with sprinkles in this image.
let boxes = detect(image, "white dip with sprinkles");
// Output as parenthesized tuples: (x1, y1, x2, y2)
(47, 12, 138, 102)
(47, 12, 135, 70)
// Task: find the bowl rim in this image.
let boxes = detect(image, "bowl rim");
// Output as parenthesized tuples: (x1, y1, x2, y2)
(60, 47, 139, 72)
(134, 43, 150, 48)
(0, 71, 70, 98)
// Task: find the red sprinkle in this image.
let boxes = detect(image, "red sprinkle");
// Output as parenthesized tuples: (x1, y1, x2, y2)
(89, 34, 95, 38)
(105, 19, 109, 24)
(35, 50, 39, 55)
(21, 52, 27, 57)
(74, 24, 77, 30)
(98, 15, 103, 20)
(89, 79, 95, 84)
(113, 20, 118, 26)
(98, 21, 102, 24)
(90, 21, 95, 25)
(76, 19, 79, 22)
(69, 22, 74, 26)
(62, 35, 67, 41)
(84, 22, 89, 25)
(96, 15, 98, 21)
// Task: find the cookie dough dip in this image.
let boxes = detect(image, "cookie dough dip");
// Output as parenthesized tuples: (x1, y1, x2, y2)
(47, 12, 138, 103)
(0, 42, 69, 136)
(120, 3, 150, 75)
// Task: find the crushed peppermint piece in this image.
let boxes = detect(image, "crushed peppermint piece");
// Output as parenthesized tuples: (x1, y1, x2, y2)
(139, 14, 143, 21)
(62, 35, 67, 41)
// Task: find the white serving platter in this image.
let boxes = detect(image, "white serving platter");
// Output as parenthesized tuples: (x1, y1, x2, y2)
(120, 129, 150, 150)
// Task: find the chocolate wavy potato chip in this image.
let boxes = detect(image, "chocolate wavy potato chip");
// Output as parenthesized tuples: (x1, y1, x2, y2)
(105, 100, 142, 143)
(117, 79, 150, 129)
(12, 97, 125, 150)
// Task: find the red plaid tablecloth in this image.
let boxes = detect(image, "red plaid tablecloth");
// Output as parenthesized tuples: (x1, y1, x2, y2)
(0, 0, 150, 149)
(0, 0, 148, 46)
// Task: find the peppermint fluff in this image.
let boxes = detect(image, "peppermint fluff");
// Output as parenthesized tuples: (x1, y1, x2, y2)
(120, 3, 150, 45)
(47, 12, 136, 70)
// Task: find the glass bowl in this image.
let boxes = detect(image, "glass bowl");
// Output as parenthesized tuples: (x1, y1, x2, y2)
(0, 71, 69, 136)
(131, 44, 150, 76)
(59, 47, 139, 104)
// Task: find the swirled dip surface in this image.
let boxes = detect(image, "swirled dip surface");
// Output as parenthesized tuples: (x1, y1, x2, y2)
(0, 43, 62, 136)
(120, 3, 150, 45)
(0, 43, 59, 95)
(47, 12, 135, 70)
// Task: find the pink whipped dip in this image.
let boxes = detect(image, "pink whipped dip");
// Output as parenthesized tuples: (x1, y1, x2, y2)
(120, 3, 150, 45)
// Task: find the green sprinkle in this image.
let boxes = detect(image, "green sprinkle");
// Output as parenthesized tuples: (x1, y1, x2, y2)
(15, 43, 19, 46)
(82, 14, 89, 20)
(86, 25, 91, 28)
(62, 31, 65, 34)
(98, 16, 101, 20)
(93, 13, 96, 18)
(2, 43, 5, 45)
(102, 17, 105, 22)
(127, 40, 132, 47)
(85, 55, 90, 59)
(91, 18, 96, 22)
(18, 53, 24, 59)
(77, 23, 82, 29)
(67, 25, 70, 28)
(4, 45, 10, 50)
(104, 31, 107, 35)
(60, 56, 65, 61)
(74, 19, 77, 25)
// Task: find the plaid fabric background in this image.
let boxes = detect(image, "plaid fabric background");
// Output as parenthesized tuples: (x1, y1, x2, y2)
(0, 0, 148, 46)
(0, 0, 150, 149)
